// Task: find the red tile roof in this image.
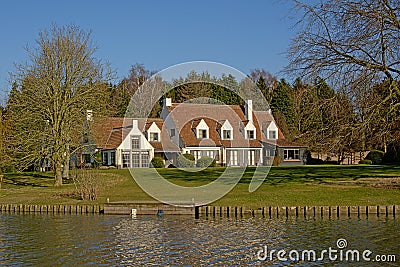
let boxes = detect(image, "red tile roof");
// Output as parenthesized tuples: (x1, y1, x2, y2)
(102, 118, 180, 152)
(166, 103, 263, 148)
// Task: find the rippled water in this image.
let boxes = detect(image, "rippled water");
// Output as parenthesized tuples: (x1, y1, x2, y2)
(0, 213, 398, 266)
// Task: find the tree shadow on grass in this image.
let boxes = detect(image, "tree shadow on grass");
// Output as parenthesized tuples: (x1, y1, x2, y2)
(156, 165, 400, 187)
(3, 172, 54, 187)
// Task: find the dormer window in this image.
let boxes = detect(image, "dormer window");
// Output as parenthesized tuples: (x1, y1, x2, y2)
(149, 132, 159, 142)
(220, 120, 233, 140)
(198, 129, 208, 139)
(244, 120, 256, 140)
(247, 130, 255, 139)
(146, 122, 161, 142)
(223, 130, 232, 140)
(265, 121, 278, 140)
(268, 130, 277, 140)
(195, 119, 209, 139)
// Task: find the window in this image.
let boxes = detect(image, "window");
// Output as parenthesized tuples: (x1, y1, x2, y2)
(284, 149, 300, 160)
(269, 130, 277, 139)
(149, 132, 159, 142)
(230, 150, 238, 166)
(131, 136, 140, 149)
(248, 150, 255, 166)
(247, 130, 255, 139)
(132, 152, 140, 167)
(170, 129, 175, 137)
(223, 130, 232, 139)
(103, 152, 108, 165)
(198, 129, 208, 139)
(110, 152, 116, 165)
(82, 154, 91, 163)
(122, 152, 130, 168)
(141, 152, 149, 167)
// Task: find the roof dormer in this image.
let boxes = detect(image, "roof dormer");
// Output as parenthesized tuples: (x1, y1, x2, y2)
(220, 120, 233, 140)
(195, 119, 209, 139)
(244, 120, 256, 140)
(266, 121, 278, 140)
(147, 122, 161, 142)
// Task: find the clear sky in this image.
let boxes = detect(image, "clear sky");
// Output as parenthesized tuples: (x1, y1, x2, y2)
(0, 0, 300, 100)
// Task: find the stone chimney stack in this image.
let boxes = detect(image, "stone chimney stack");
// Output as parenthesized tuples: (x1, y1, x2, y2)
(245, 100, 253, 122)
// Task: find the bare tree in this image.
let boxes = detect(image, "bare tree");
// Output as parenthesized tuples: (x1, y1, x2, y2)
(288, 0, 399, 86)
(288, 0, 400, 153)
(7, 25, 112, 186)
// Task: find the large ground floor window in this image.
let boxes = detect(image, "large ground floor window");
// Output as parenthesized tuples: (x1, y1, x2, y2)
(122, 152, 130, 168)
(102, 151, 116, 166)
(131, 150, 150, 168)
(226, 149, 261, 166)
(190, 150, 219, 162)
(283, 149, 300, 160)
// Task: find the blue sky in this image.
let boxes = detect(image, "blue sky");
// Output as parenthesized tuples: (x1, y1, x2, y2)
(0, 0, 300, 99)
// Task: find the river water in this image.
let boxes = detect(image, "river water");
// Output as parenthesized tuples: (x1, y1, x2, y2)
(0, 213, 398, 266)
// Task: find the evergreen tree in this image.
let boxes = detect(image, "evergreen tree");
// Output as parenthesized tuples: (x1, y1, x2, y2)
(270, 79, 297, 138)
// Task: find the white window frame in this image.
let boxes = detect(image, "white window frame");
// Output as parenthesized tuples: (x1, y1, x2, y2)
(283, 149, 300, 160)
(122, 151, 131, 168)
(198, 129, 208, 139)
(149, 132, 159, 142)
(222, 129, 232, 140)
(268, 130, 277, 140)
(131, 136, 140, 149)
(247, 130, 255, 140)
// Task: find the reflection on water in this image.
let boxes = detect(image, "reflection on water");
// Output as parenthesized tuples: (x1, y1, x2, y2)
(0, 213, 398, 266)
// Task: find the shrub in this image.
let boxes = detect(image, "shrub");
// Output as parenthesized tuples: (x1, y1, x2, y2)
(93, 151, 102, 168)
(359, 159, 372, 165)
(71, 169, 101, 201)
(365, 150, 385, 165)
(177, 153, 195, 168)
(272, 156, 282, 166)
(196, 156, 216, 168)
(151, 157, 165, 168)
(308, 158, 324, 165)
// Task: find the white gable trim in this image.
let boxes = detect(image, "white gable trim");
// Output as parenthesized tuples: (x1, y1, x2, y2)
(147, 122, 161, 133)
(117, 122, 153, 151)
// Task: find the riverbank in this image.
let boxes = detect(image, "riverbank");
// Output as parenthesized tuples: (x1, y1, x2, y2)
(0, 165, 399, 208)
(1, 203, 399, 219)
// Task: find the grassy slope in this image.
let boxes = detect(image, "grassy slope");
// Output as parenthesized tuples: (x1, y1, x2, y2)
(0, 165, 399, 208)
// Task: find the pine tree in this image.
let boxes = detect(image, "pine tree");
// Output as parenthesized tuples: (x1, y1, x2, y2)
(271, 79, 297, 138)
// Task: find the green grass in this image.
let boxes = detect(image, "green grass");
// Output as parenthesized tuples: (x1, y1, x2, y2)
(1, 165, 400, 208)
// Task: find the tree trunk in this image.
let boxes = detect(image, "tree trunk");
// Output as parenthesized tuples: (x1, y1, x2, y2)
(62, 145, 70, 180)
(54, 163, 63, 186)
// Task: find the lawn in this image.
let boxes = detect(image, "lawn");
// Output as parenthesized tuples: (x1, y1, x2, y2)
(0, 165, 399, 208)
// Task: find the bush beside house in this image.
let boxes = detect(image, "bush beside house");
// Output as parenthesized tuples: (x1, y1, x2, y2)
(196, 156, 216, 168)
(151, 157, 165, 168)
(177, 153, 196, 168)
